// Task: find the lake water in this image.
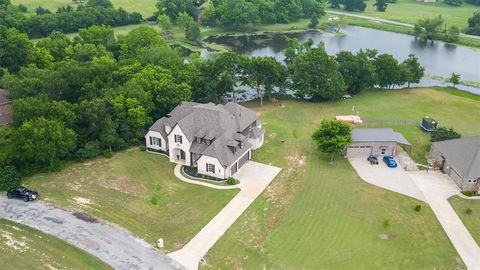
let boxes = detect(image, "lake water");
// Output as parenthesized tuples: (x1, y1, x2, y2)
(205, 26, 480, 95)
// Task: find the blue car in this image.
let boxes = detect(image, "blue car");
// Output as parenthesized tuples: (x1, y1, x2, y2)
(383, 156, 398, 168)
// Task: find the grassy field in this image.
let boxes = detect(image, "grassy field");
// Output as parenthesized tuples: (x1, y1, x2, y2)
(0, 219, 112, 269)
(449, 196, 480, 246)
(201, 87, 480, 269)
(24, 149, 238, 251)
(332, 0, 479, 29)
(12, 0, 157, 17)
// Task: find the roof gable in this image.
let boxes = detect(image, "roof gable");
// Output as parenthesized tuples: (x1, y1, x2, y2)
(432, 136, 480, 178)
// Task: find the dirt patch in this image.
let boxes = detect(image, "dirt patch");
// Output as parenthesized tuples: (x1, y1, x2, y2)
(268, 132, 277, 139)
(67, 182, 82, 191)
(378, 233, 396, 240)
(73, 212, 98, 223)
(285, 155, 306, 175)
(98, 174, 146, 195)
(73, 197, 93, 206)
(0, 230, 29, 252)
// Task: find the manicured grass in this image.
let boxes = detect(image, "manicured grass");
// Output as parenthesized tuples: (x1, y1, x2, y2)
(449, 196, 480, 246)
(12, 0, 157, 17)
(202, 88, 480, 269)
(332, 0, 479, 29)
(0, 219, 112, 269)
(23, 149, 238, 251)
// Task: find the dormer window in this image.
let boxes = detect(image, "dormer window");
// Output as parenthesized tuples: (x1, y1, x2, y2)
(196, 137, 202, 143)
(240, 141, 244, 149)
(205, 139, 211, 146)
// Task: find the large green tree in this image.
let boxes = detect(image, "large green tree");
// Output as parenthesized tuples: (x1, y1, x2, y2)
(244, 56, 287, 106)
(312, 120, 353, 162)
(336, 50, 376, 94)
(0, 26, 33, 72)
(13, 118, 77, 169)
(374, 53, 400, 89)
(400, 54, 424, 88)
(290, 45, 346, 100)
(217, 0, 259, 29)
(413, 15, 444, 42)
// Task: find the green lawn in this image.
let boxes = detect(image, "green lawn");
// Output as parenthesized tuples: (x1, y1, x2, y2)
(0, 219, 112, 269)
(449, 196, 480, 246)
(24, 149, 238, 251)
(332, 0, 480, 29)
(12, 0, 157, 17)
(202, 87, 480, 269)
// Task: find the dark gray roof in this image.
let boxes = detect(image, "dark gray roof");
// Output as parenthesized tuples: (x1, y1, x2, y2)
(432, 136, 480, 178)
(148, 101, 259, 167)
(352, 128, 410, 145)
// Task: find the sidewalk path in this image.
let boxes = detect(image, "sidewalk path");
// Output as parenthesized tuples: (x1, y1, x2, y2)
(326, 10, 480, 40)
(169, 161, 281, 270)
(0, 198, 184, 270)
(409, 171, 480, 270)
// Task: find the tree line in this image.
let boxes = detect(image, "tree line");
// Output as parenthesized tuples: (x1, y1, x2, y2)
(0, 22, 423, 177)
(155, 0, 325, 30)
(0, 0, 142, 38)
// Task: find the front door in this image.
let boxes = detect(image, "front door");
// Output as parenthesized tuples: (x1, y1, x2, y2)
(180, 150, 186, 160)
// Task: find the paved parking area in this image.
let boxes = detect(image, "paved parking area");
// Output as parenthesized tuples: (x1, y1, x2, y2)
(349, 157, 425, 201)
(0, 198, 184, 270)
(168, 161, 281, 270)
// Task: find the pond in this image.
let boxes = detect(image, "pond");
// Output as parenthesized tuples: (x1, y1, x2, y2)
(205, 26, 480, 95)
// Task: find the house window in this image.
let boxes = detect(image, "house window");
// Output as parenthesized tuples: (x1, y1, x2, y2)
(380, 147, 387, 155)
(150, 137, 161, 146)
(240, 141, 244, 148)
(174, 134, 182, 144)
(206, 163, 215, 173)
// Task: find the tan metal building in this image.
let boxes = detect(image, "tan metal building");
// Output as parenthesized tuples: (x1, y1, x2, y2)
(345, 128, 411, 157)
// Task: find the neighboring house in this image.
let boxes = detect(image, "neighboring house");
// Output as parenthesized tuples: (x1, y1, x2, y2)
(345, 128, 411, 157)
(430, 136, 480, 192)
(0, 89, 13, 126)
(145, 102, 264, 179)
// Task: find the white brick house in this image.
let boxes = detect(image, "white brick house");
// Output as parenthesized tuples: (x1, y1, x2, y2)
(145, 102, 264, 179)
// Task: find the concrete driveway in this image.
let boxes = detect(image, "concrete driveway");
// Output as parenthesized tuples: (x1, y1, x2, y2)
(349, 157, 425, 201)
(169, 161, 281, 270)
(0, 197, 184, 270)
(409, 171, 480, 270)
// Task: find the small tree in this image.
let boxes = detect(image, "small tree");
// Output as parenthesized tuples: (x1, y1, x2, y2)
(309, 13, 319, 29)
(444, 26, 460, 43)
(312, 120, 353, 162)
(157, 14, 172, 34)
(430, 127, 461, 142)
(185, 21, 201, 43)
(447, 73, 461, 87)
(374, 0, 388, 12)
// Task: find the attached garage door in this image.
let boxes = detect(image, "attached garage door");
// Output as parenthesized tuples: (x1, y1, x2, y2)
(231, 162, 238, 175)
(238, 151, 250, 169)
(347, 145, 372, 157)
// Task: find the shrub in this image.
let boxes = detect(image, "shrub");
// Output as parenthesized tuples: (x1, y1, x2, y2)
(75, 141, 102, 160)
(414, 205, 422, 212)
(149, 196, 158, 206)
(462, 191, 474, 197)
(103, 151, 113, 158)
(0, 166, 21, 191)
(139, 145, 147, 151)
(383, 219, 390, 229)
(430, 127, 461, 142)
(227, 177, 237, 185)
(466, 208, 473, 214)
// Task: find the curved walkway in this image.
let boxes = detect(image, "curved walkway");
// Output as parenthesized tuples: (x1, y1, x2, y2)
(174, 165, 239, 190)
(169, 161, 281, 270)
(0, 197, 184, 270)
(326, 10, 480, 40)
